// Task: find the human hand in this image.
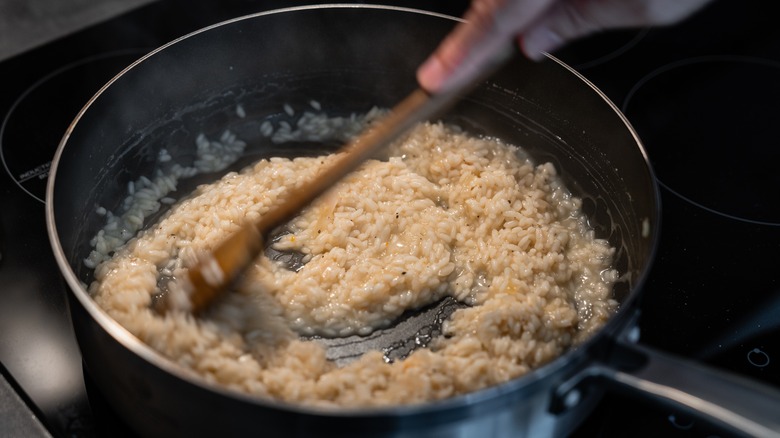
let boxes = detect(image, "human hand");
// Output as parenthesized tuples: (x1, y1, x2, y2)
(417, 0, 713, 92)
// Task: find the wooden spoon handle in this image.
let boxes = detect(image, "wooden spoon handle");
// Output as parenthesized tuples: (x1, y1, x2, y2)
(255, 88, 433, 235)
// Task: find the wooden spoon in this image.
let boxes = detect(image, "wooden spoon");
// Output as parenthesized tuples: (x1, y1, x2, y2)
(152, 89, 440, 314)
(154, 50, 516, 315)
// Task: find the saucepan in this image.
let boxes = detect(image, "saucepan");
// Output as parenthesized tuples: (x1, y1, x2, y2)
(45, 5, 780, 437)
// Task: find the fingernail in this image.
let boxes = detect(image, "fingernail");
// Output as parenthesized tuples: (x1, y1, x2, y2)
(417, 56, 446, 92)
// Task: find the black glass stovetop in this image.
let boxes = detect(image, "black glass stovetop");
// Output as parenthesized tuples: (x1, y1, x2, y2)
(1, 1, 778, 437)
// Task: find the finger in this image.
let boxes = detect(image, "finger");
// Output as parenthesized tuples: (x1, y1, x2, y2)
(418, 0, 510, 92)
(418, 0, 555, 92)
(520, 0, 599, 60)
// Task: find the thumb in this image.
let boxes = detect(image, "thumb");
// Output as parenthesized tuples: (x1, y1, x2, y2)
(521, 1, 614, 60)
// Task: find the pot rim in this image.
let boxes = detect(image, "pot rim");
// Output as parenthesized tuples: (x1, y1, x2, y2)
(44, 3, 660, 419)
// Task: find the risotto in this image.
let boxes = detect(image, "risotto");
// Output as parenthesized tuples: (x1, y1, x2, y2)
(88, 120, 617, 407)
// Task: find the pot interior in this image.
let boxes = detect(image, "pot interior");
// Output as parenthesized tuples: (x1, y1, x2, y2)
(48, 4, 658, 426)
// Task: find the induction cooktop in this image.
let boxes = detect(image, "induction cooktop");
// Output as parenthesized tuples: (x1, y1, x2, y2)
(1, 1, 777, 437)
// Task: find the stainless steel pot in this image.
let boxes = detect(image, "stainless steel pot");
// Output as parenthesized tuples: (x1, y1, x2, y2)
(45, 5, 780, 437)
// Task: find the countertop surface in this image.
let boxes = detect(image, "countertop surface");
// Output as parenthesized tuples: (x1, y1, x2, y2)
(0, 369, 51, 438)
(0, 0, 157, 61)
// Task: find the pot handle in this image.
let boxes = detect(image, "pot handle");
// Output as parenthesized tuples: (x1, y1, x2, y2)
(553, 340, 780, 437)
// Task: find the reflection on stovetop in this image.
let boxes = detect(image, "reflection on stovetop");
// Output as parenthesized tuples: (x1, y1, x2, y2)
(0, 0, 777, 437)
(2, 50, 150, 203)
